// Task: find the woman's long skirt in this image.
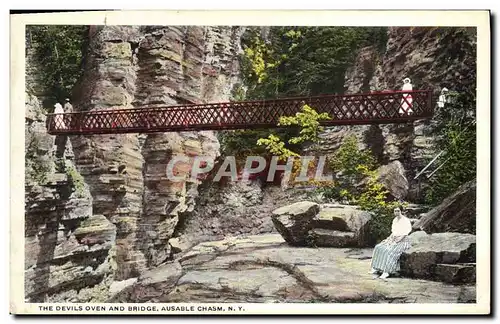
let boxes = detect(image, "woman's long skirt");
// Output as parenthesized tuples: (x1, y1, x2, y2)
(370, 237, 411, 274)
(399, 94, 413, 115)
(54, 114, 66, 130)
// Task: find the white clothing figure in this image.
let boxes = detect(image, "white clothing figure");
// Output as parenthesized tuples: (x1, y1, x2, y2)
(399, 78, 413, 115)
(390, 210, 412, 237)
(64, 98, 73, 113)
(53, 103, 66, 129)
(437, 87, 449, 108)
(63, 98, 74, 128)
(370, 207, 412, 280)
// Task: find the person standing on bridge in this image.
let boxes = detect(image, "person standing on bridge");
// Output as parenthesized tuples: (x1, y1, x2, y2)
(437, 87, 449, 108)
(399, 78, 413, 115)
(370, 207, 412, 280)
(53, 102, 66, 130)
(64, 98, 73, 113)
(64, 98, 75, 128)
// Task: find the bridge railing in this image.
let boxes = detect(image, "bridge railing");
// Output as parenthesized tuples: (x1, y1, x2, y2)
(46, 90, 433, 135)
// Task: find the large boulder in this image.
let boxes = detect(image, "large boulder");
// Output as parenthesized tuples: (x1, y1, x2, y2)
(271, 201, 320, 246)
(434, 263, 476, 284)
(413, 180, 476, 234)
(307, 229, 356, 247)
(308, 205, 374, 247)
(375, 160, 409, 200)
(400, 231, 476, 283)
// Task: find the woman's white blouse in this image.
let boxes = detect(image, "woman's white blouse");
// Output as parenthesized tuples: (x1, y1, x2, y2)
(391, 216, 412, 236)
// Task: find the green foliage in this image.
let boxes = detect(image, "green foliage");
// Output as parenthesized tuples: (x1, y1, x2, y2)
(256, 104, 330, 161)
(355, 174, 407, 241)
(219, 129, 270, 158)
(424, 88, 476, 204)
(26, 25, 88, 108)
(311, 135, 406, 241)
(330, 135, 376, 183)
(314, 135, 377, 200)
(242, 26, 388, 99)
(257, 134, 300, 161)
(278, 104, 330, 144)
(242, 34, 273, 84)
(64, 162, 86, 198)
(25, 136, 51, 184)
(222, 26, 388, 158)
(230, 83, 247, 102)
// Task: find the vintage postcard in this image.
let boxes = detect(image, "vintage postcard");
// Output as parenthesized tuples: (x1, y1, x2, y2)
(10, 10, 490, 315)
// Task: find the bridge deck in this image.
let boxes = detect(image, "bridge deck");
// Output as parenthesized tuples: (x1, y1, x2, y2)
(46, 90, 433, 135)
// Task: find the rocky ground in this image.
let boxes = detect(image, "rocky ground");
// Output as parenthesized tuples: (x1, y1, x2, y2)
(109, 234, 476, 304)
(24, 26, 478, 304)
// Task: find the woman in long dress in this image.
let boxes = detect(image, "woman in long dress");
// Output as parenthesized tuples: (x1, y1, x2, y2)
(370, 207, 412, 279)
(53, 103, 66, 130)
(399, 78, 413, 115)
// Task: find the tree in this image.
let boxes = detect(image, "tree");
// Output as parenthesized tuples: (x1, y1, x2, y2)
(256, 104, 331, 185)
(26, 25, 88, 109)
(221, 26, 388, 157)
(257, 104, 330, 160)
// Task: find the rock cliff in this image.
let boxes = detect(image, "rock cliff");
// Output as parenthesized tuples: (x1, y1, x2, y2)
(25, 25, 244, 300)
(24, 25, 477, 303)
(413, 179, 476, 234)
(25, 93, 117, 302)
(70, 26, 243, 280)
(316, 27, 476, 202)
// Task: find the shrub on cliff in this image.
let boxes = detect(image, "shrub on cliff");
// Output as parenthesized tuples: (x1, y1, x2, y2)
(220, 26, 388, 157)
(312, 135, 406, 241)
(424, 86, 476, 205)
(26, 25, 88, 108)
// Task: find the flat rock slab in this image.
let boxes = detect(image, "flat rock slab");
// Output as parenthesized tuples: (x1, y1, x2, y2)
(400, 231, 476, 281)
(176, 268, 297, 297)
(118, 234, 475, 303)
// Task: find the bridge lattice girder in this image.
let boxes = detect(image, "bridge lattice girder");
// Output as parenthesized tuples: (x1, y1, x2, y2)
(46, 90, 433, 135)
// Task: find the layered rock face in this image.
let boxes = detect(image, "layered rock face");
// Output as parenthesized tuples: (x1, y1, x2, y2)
(25, 93, 117, 302)
(318, 27, 476, 202)
(175, 181, 269, 243)
(70, 26, 244, 279)
(413, 179, 476, 234)
(71, 26, 148, 280)
(26, 24, 245, 301)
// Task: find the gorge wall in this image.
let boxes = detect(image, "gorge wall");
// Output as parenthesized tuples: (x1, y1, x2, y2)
(25, 25, 244, 301)
(24, 26, 477, 302)
(313, 27, 476, 202)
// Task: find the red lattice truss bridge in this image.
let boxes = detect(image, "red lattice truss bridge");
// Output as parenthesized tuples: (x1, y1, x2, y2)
(46, 90, 434, 135)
